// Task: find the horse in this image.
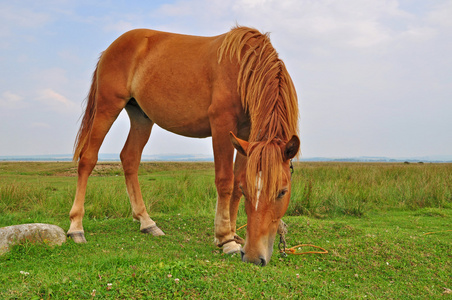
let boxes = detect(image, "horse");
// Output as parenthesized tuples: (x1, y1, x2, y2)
(68, 26, 300, 266)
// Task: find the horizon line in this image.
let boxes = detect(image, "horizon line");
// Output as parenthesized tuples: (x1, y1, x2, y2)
(1, 153, 451, 163)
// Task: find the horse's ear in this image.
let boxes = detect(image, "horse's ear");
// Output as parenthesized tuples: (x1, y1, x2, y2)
(283, 135, 300, 161)
(229, 132, 249, 157)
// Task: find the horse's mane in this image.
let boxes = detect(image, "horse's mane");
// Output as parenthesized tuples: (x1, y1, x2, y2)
(218, 26, 299, 202)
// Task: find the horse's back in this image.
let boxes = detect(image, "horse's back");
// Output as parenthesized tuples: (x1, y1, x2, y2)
(97, 29, 238, 138)
(99, 28, 224, 88)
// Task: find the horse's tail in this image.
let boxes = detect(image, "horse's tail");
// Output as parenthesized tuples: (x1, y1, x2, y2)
(73, 56, 101, 162)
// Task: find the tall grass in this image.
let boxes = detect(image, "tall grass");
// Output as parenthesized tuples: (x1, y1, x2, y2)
(287, 162, 452, 217)
(0, 183, 48, 213)
(0, 162, 451, 225)
(141, 171, 217, 214)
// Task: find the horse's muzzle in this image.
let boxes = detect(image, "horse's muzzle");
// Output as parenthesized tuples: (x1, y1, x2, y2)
(240, 249, 267, 266)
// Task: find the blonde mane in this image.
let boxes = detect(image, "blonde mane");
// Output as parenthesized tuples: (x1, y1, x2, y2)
(218, 26, 299, 202)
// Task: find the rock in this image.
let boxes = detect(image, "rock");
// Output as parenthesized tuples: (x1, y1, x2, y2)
(0, 223, 67, 255)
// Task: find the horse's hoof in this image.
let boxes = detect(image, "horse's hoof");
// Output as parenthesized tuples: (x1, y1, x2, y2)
(223, 241, 241, 254)
(67, 231, 87, 243)
(141, 225, 165, 236)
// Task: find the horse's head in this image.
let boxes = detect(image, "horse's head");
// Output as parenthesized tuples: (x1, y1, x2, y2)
(230, 132, 300, 266)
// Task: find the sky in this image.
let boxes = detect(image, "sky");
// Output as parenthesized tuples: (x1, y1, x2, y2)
(1, 0, 451, 159)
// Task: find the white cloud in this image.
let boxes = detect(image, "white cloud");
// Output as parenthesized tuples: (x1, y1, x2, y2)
(398, 26, 437, 43)
(0, 4, 50, 27)
(426, 1, 452, 28)
(226, 0, 417, 49)
(36, 89, 76, 113)
(0, 91, 25, 109)
(0, 4, 50, 38)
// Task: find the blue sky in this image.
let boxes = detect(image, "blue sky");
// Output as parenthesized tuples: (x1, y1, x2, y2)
(1, 0, 451, 158)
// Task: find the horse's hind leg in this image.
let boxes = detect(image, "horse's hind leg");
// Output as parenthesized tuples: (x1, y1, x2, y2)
(68, 97, 126, 243)
(120, 102, 164, 236)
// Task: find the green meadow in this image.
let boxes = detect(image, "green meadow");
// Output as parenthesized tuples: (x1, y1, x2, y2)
(0, 161, 451, 299)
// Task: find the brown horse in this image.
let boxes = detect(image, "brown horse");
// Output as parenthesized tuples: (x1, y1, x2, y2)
(68, 26, 300, 266)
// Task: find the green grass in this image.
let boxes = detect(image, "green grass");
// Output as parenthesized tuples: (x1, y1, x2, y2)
(0, 162, 451, 299)
(289, 162, 452, 217)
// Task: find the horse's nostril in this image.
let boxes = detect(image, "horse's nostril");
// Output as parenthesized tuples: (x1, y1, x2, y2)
(259, 257, 267, 267)
(240, 249, 245, 261)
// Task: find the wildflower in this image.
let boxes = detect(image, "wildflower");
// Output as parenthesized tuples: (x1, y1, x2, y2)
(107, 283, 112, 291)
(296, 274, 300, 278)
(167, 274, 172, 278)
(20, 271, 30, 276)
(91, 289, 96, 297)
(175, 278, 180, 283)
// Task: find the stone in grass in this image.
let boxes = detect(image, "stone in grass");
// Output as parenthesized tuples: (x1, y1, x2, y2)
(0, 223, 67, 255)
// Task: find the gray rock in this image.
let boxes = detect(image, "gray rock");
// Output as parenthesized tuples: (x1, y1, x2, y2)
(0, 223, 67, 255)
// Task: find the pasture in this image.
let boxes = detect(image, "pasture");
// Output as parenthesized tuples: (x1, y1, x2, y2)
(0, 161, 451, 299)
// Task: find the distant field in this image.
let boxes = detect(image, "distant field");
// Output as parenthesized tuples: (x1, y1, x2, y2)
(1, 162, 451, 299)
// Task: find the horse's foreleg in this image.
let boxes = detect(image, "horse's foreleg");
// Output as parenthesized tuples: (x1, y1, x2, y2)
(120, 105, 164, 236)
(229, 152, 246, 237)
(210, 116, 242, 254)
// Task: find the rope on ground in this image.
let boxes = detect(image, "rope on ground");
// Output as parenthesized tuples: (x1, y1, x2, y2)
(236, 223, 247, 231)
(281, 244, 328, 255)
(423, 230, 452, 235)
(237, 222, 328, 256)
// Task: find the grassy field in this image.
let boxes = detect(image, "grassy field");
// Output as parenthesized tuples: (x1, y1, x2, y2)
(0, 161, 451, 299)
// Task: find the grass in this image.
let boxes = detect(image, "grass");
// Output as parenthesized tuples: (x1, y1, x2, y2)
(0, 161, 451, 299)
(289, 162, 452, 217)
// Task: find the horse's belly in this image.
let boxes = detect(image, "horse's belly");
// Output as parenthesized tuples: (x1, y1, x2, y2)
(141, 101, 212, 138)
(154, 116, 212, 138)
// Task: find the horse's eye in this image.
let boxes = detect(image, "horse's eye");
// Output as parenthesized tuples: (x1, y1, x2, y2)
(277, 189, 288, 199)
